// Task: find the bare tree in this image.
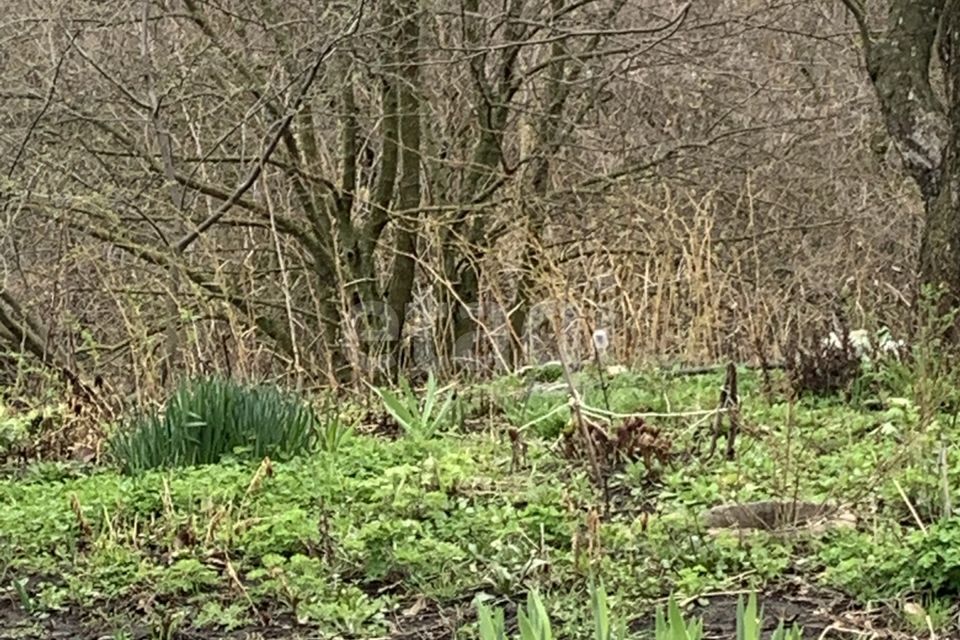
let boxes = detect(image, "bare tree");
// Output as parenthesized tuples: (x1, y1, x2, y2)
(0, 0, 922, 390)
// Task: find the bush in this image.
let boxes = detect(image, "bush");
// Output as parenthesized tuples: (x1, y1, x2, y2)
(110, 376, 317, 474)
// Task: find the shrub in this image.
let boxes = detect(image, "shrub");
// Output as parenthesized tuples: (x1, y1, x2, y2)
(110, 376, 317, 474)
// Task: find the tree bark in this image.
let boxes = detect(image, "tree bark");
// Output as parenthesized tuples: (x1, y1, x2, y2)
(385, 0, 422, 376)
(925, 2, 960, 314)
(844, 0, 960, 316)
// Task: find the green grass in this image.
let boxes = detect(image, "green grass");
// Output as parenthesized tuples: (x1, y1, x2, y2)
(1, 366, 958, 637)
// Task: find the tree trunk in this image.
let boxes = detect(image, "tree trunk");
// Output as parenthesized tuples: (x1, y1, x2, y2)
(508, 0, 569, 367)
(846, 0, 958, 316)
(925, 2, 960, 316)
(385, 0, 422, 377)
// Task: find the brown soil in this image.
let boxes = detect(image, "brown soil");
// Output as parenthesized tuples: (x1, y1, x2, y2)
(633, 580, 921, 640)
(0, 581, 921, 640)
(0, 594, 465, 640)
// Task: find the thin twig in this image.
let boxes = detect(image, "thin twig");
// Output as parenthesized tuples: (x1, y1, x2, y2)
(8, 31, 79, 178)
(893, 478, 927, 534)
(580, 404, 727, 421)
(173, 1, 365, 253)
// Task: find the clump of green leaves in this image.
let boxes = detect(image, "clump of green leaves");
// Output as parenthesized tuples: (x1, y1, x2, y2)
(476, 582, 629, 640)
(372, 373, 454, 438)
(897, 517, 960, 596)
(315, 411, 353, 453)
(110, 376, 317, 474)
(473, 587, 802, 640)
(821, 518, 960, 600)
(655, 596, 703, 640)
(0, 404, 38, 458)
(736, 592, 802, 640)
(248, 554, 383, 634)
(504, 390, 569, 439)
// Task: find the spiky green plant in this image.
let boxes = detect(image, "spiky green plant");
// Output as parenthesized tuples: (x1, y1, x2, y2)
(655, 595, 704, 640)
(110, 376, 317, 474)
(517, 590, 553, 640)
(477, 598, 507, 640)
(473, 586, 799, 640)
(737, 592, 803, 640)
(476, 590, 553, 640)
(371, 372, 454, 438)
(316, 413, 353, 453)
(475, 583, 627, 640)
(591, 580, 628, 640)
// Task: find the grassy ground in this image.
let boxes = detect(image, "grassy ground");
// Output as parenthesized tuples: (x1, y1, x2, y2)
(0, 366, 955, 639)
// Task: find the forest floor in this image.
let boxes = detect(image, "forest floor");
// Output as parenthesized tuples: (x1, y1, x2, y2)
(0, 367, 952, 639)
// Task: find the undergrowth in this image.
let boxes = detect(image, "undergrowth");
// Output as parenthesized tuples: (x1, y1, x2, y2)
(3, 348, 960, 637)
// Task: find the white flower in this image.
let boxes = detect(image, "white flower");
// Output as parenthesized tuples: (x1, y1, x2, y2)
(847, 329, 872, 355)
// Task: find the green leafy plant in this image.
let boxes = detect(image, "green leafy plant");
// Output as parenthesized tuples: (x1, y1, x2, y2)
(152, 557, 220, 596)
(474, 583, 627, 640)
(473, 588, 802, 640)
(13, 577, 35, 613)
(769, 621, 803, 640)
(476, 589, 554, 640)
(477, 597, 507, 640)
(893, 517, 960, 596)
(248, 554, 383, 634)
(109, 376, 317, 474)
(0, 404, 42, 459)
(654, 596, 703, 640)
(818, 529, 904, 600)
(372, 373, 454, 438)
(517, 589, 553, 640)
(504, 391, 569, 439)
(591, 581, 629, 640)
(735, 591, 760, 640)
(195, 600, 251, 631)
(316, 414, 353, 453)
(736, 592, 802, 640)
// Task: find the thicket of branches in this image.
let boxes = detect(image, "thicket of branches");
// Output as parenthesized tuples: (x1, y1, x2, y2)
(0, 0, 922, 397)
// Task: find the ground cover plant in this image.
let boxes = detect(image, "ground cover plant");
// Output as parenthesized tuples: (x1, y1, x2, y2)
(2, 348, 960, 639)
(8, 2, 960, 637)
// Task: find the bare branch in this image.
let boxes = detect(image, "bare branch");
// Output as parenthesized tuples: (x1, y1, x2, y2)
(7, 31, 78, 178)
(173, 1, 365, 253)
